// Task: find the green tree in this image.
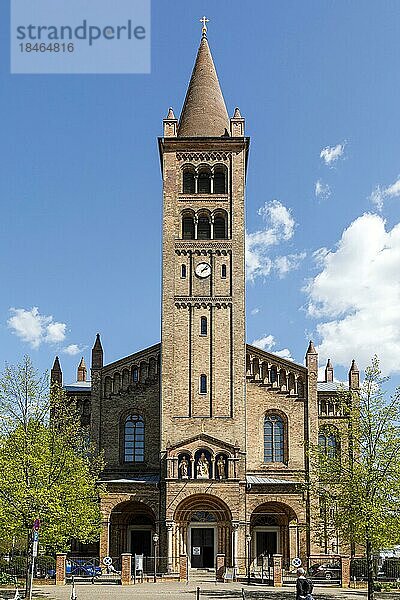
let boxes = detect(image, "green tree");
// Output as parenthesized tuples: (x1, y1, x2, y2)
(310, 357, 400, 600)
(0, 356, 103, 555)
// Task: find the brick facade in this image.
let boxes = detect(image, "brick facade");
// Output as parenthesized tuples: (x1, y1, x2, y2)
(57, 31, 358, 576)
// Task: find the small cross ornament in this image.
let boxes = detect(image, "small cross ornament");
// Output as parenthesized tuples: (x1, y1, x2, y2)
(200, 16, 209, 36)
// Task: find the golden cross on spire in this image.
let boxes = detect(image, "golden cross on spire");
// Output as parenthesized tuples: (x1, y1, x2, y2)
(200, 16, 209, 36)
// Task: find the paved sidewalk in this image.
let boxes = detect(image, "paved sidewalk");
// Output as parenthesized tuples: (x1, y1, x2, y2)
(26, 582, 388, 600)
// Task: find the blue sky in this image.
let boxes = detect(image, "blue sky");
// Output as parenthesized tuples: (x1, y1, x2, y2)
(1, 0, 399, 389)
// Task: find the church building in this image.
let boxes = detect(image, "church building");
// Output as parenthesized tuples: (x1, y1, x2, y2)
(51, 25, 359, 575)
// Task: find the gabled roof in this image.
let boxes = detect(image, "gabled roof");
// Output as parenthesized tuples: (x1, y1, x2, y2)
(167, 432, 238, 453)
(178, 35, 229, 138)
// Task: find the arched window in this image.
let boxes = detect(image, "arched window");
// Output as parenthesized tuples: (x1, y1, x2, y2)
(132, 367, 139, 383)
(183, 170, 195, 194)
(213, 214, 227, 239)
(200, 374, 207, 394)
(198, 170, 211, 194)
(197, 216, 211, 239)
(213, 169, 227, 194)
(181, 264, 187, 278)
(221, 264, 227, 279)
(319, 428, 339, 459)
(270, 366, 277, 384)
(182, 215, 195, 239)
(124, 415, 144, 462)
(264, 414, 285, 462)
(200, 316, 207, 336)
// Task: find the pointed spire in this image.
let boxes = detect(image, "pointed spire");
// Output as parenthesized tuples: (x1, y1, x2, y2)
(51, 356, 62, 386)
(306, 340, 317, 354)
(178, 35, 229, 137)
(91, 333, 103, 370)
(77, 357, 87, 382)
(325, 359, 334, 383)
(350, 359, 359, 372)
(166, 107, 175, 119)
(233, 107, 242, 118)
(349, 359, 360, 390)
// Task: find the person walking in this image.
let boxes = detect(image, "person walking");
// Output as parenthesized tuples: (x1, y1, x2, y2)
(296, 567, 314, 600)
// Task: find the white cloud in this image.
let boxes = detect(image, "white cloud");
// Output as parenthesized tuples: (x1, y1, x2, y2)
(63, 344, 84, 356)
(250, 307, 260, 316)
(246, 200, 305, 280)
(251, 334, 293, 361)
(305, 213, 400, 374)
(370, 176, 400, 211)
(7, 307, 67, 349)
(252, 334, 275, 351)
(274, 253, 306, 278)
(315, 179, 331, 200)
(320, 143, 345, 166)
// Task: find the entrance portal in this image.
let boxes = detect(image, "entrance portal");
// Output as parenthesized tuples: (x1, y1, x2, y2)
(130, 530, 152, 556)
(256, 531, 277, 556)
(191, 528, 214, 568)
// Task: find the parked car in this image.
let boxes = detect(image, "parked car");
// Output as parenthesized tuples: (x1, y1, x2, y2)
(48, 559, 102, 579)
(310, 562, 341, 580)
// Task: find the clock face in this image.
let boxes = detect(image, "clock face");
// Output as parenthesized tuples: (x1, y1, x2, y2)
(195, 262, 212, 278)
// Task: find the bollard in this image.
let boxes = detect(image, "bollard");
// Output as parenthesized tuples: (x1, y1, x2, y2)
(196, 586, 200, 600)
(70, 576, 77, 600)
(241, 587, 245, 600)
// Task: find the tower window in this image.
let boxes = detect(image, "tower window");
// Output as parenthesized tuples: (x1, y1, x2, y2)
(319, 428, 340, 459)
(132, 367, 139, 383)
(214, 215, 227, 239)
(197, 216, 211, 239)
(182, 216, 195, 239)
(264, 414, 285, 463)
(221, 264, 227, 279)
(198, 171, 211, 194)
(183, 170, 195, 194)
(124, 414, 144, 462)
(200, 316, 207, 336)
(214, 170, 227, 194)
(181, 264, 187, 278)
(200, 374, 207, 394)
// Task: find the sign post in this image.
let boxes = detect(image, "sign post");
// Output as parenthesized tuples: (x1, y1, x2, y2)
(28, 519, 40, 600)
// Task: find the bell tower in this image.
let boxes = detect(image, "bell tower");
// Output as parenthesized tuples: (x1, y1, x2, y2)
(159, 26, 249, 451)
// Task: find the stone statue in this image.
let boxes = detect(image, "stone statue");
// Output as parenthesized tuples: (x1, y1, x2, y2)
(179, 456, 189, 479)
(217, 455, 226, 479)
(197, 452, 209, 479)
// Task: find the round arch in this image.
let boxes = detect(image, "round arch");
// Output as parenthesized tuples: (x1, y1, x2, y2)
(109, 500, 156, 557)
(250, 501, 299, 565)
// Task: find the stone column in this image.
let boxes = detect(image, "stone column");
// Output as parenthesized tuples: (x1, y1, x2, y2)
(341, 556, 351, 588)
(232, 522, 239, 574)
(272, 554, 283, 587)
(179, 555, 188, 582)
(55, 553, 67, 586)
(289, 520, 299, 563)
(121, 553, 132, 586)
(216, 554, 225, 581)
(166, 521, 174, 573)
(100, 518, 110, 561)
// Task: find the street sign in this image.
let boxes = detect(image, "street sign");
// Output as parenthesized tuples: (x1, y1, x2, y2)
(33, 519, 40, 531)
(33, 531, 39, 542)
(32, 541, 38, 557)
(292, 557, 302, 568)
(103, 556, 113, 566)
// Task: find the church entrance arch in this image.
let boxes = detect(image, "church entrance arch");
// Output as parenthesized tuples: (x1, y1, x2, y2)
(250, 502, 298, 570)
(109, 500, 156, 557)
(174, 494, 232, 569)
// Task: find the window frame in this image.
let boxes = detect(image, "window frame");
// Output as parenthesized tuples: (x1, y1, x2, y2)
(124, 414, 145, 463)
(263, 413, 286, 464)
